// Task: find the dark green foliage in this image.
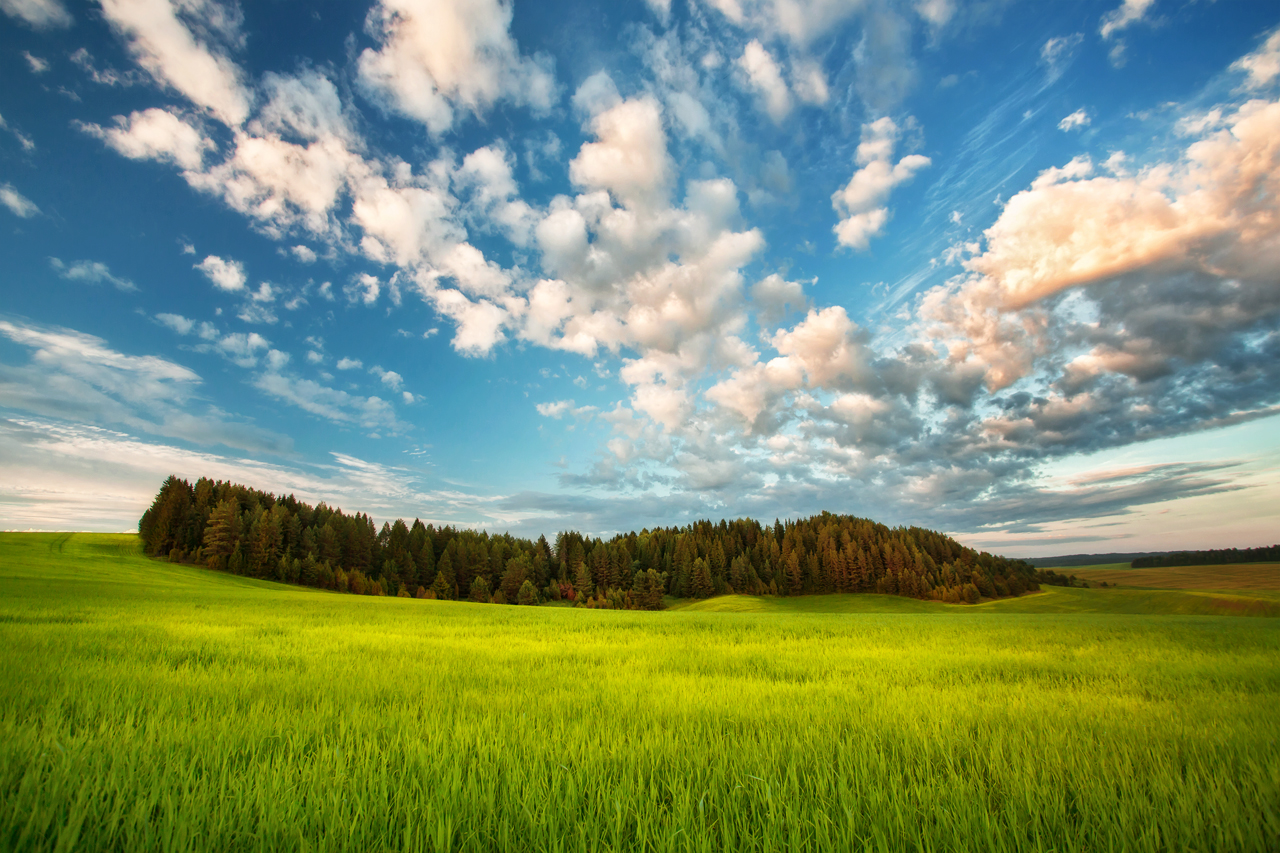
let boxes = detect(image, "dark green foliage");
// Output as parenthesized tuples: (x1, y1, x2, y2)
(517, 579, 538, 606)
(1132, 544, 1280, 568)
(139, 477, 1042, 606)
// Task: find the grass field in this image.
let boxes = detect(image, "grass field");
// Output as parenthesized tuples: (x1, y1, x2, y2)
(1059, 562, 1280, 592)
(2, 533, 1279, 852)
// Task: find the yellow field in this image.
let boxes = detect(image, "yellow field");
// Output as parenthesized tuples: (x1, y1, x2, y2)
(1063, 562, 1280, 591)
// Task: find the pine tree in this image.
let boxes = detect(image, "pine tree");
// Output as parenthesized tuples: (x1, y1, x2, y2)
(517, 579, 538, 606)
(692, 557, 713, 599)
(433, 551, 456, 600)
(470, 575, 491, 602)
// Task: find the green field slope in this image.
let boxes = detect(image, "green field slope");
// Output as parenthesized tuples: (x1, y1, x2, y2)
(2, 533, 1279, 852)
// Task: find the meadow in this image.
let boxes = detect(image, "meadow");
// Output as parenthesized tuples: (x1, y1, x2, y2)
(1, 532, 1278, 852)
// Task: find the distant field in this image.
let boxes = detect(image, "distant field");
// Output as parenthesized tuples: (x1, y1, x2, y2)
(1, 533, 1278, 852)
(1059, 562, 1280, 592)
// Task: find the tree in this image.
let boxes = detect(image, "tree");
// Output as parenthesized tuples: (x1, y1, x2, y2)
(692, 557, 713, 599)
(470, 575, 491, 602)
(517, 579, 538, 606)
(202, 498, 240, 569)
(434, 550, 455, 600)
(501, 555, 529, 602)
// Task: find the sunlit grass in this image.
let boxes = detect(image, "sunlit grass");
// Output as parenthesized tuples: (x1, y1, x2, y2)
(2, 533, 1278, 851)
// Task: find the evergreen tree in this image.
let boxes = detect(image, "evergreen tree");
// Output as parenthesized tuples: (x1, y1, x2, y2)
(692, 558, 713, 599)
(470, 575, 491, 602)
(517, 579, 538, 606)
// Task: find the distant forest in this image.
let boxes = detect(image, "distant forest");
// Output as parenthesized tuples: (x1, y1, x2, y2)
(139, 476, 1044, 608)
(1132, 545, 1280, 568)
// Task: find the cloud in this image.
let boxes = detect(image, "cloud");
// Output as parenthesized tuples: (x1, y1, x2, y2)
(965, 98, 1280, 310)
(344, 273, 380, 306)
(0, 0, 71, 29)
(78, 108, 214, 172)
(737, 40, 792, 122)
(0, 183, 39, 218)
(569, 95, 673, 210)
(832, 117, 931, 251)
(49, 258, 138, 292)
(1232, 27, 1280, 91)
(0, 318, 288, 455)
(253, 370, 404, 432)
(98, 0, 251, 127)
(357, 0, 557, 135)
(1099, 0, 1156, 41)
(536, 400, 573, 418)
(1058, 108, 1091, 131)
(195, 254, 246, 291)
(336, 357, 363, 370)
(369, 365, 403, 390)
(1040, 34, 1083, 81)
(155, 313, 194, 335)
(23, 51, 49, 73)
(291, 245, 317, 263)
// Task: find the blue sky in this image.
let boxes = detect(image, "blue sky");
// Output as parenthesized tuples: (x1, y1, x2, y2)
(2, 0, 1278, 557)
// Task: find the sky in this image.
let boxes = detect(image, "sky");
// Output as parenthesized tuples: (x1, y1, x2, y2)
(1, 0, 1278, 557)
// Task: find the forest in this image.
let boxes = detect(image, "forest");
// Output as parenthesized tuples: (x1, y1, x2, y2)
(138, 475, 1042, 608)
(1131, 545, 1280, 568)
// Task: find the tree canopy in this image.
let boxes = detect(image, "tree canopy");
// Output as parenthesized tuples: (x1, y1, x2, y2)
(139, 475, 1043, 608)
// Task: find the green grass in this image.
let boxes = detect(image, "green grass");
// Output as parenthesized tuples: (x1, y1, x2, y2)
(2, 533, 1279, 852)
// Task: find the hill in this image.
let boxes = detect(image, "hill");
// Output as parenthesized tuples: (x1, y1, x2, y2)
(139, 475, 1043, 609)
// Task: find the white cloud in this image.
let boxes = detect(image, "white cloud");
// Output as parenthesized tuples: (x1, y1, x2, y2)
(98, 0, 251, 127)
(569, 96, 673, 210)
(737, 40, 792, 122)
(49, 258, 138, 292)
(536, 399, 573, 418)
(345, 273, 380, 306)
(370, 365, 403, 390)
(1040, 33, 1083, 81)
(291, 244, 317, 263)
(1232, 28, 1280, 91)
(832, 117, 931, 250)
(0, 183, 39, 218)
(253, 370, 402, 431)
(195, 255, 246, 292)
(357, 0, 557, 135)
(78, 108, 213, 171)
(1058, 108, 1091, 131)
(1099, 0, 1156, 41)
(0, 0, 71, 29)
(215, 332, 269, 368)
(22, 51, 49, 73)
(337, 358, 363, 370)
(155, 313, 194, 335)
(965, 99, 1280, 309)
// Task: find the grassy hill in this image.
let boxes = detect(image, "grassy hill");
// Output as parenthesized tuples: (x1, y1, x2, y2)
(2, 532, 1278, 852)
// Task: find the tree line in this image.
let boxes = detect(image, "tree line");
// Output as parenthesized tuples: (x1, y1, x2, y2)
(139, 475, 1042, 608)
(1131, 544, 1280, 568)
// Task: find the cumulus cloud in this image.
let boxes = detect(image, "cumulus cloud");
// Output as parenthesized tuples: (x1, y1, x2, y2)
(569, 95, 674, 210)
(832, 117, 931, 250)
(336, 357, 363, 370)
(49, 258, 138, 292)
(78, 108, 213, 171)
(195, 255, 246, 291)
(369, 365, 403, 390)
(737, 40, 792, 122)
(357, 0, 557, 135)
(0, 183, 39, 218)
(1232, 27, 1280, 91)
(1058, 108, 1091, 131)
(98, 0, 251, 127)
(0, 0, 71, 29)
(1099, 0, 1156, 41)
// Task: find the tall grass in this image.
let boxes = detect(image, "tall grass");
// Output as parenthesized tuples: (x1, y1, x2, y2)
(2, 533, 1278, 851)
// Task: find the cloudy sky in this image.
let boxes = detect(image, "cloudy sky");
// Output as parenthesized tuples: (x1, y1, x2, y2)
(2, 0, 1278, 556)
